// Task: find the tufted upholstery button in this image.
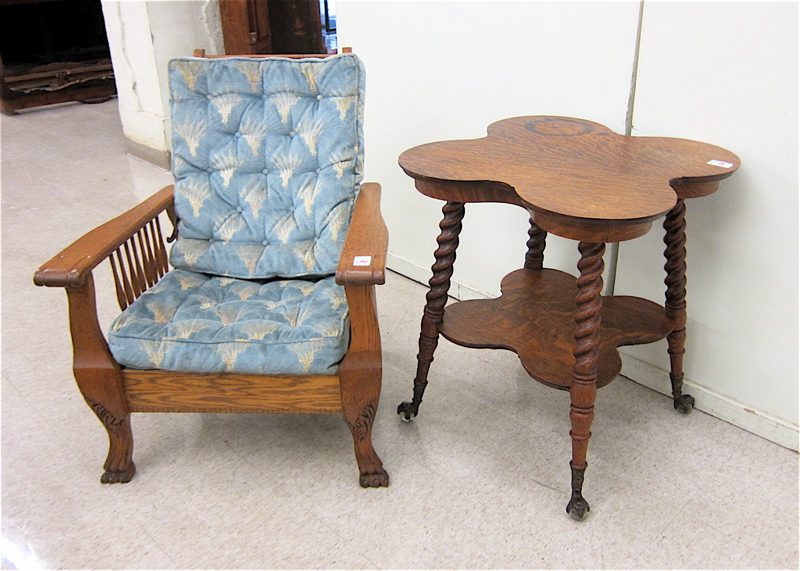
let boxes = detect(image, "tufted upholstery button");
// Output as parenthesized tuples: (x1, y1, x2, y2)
(168, 54, 364, 284)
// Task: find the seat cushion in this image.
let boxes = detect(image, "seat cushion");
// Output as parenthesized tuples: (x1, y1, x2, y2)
(107, 270, 350, 375)
(168, 53, 365, 279)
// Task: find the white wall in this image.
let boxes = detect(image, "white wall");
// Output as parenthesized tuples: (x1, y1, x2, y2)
(337, 1, 798, 448)
(102, 0, 167, 152)
(337, 1, 642, 298)
(101, 0, 223, 163)
(615, 1, 798, 447)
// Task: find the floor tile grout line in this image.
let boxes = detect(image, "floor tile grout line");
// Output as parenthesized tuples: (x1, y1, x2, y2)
(674, 486, 797, 567)
(1, 374, 102, 478)
(621, 505, 692, 570)
(120, 517, 183, 570)
(390, 410, 570, 518)
(392, 370, 588, 504)
(2, 383, 182, 569)
(312, 513, 383, 570)
(388, 349, 798, 568)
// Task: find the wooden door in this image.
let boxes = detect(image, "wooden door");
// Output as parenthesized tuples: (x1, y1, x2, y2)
(219, 0, 326, 55)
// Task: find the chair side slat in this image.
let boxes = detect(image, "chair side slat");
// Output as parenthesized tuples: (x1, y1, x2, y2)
(138, 228, 157, 288)
(109, 254, 129, 311)
(109, 213, 174, 310)
(113, 248, 135, 308)
(154, 217, 170, 275)
(144, 222, 161, 282)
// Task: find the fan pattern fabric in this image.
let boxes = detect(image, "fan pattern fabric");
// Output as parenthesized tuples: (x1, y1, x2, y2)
(108, 54, 365, 375)
(107, 270, 349, 375)
(169, 53, 365, 279)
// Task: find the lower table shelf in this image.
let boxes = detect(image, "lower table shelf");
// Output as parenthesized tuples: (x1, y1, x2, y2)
(439, 268, 675, 389)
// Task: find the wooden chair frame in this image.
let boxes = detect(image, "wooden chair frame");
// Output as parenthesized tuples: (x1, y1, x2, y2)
(35, 182, 388, 487)
(34, 49, 389, 487)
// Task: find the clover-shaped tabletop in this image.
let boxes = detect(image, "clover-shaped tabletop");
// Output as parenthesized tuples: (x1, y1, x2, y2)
(399, 116, 740, 242)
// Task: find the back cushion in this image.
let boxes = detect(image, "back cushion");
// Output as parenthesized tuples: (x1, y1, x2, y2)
(168, 54, 365, 279)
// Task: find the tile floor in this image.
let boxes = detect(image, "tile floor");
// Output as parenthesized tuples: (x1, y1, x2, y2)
(2, 100, 798, 570)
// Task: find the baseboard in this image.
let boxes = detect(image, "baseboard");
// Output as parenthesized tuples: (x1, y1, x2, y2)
(387, 252, 800, 452)
(620, 351, 799, 451)
(125, 139, 171, 171)
(387, 252, 493, 301)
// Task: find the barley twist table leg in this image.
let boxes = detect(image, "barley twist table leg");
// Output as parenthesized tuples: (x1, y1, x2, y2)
(524, 218, 547, 270)
(398, 201, 465, 421)
(663, 199, 694, 414)
(567, 241, 604, 521)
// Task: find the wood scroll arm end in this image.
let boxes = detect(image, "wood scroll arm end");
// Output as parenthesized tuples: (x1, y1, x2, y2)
(336, 183, 388, 287)
(33, 185, 175, 288)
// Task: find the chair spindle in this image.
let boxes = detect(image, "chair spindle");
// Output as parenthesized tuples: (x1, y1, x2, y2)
(153, 218, 170, 275)
(109, 253, 130, 310)
(137, 229, 153, 288)
(109, 215, 172, 311)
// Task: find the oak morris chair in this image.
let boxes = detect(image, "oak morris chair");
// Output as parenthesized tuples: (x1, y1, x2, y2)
(33, 50, 389, 488)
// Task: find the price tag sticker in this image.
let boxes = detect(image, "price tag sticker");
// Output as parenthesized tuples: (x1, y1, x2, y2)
(707, 159, 733, 168)
(353, 256, 372, 266)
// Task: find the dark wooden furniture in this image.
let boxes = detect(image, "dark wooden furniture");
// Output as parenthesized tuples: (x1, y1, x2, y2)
(396, 116, 739, 519)
(218, 0, 326, 55)
(0, 0, 116, 113)
(33, 51, 389, 489)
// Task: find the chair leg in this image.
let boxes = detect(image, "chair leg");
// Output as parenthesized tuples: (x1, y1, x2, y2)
(67, 275, 135, 483)
(340, 352, 388, 488)
(340, 284, 388, 487)
(82, 385, 136, 484)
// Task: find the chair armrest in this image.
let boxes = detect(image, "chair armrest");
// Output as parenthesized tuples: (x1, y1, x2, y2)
(34, 185, 175, 288)
(336, 182, 388, 286)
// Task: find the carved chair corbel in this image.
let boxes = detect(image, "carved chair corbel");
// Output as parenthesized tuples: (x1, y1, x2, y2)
(33, 50, 389, 488)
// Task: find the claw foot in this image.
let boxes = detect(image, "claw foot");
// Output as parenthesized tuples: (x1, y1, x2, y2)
(674, 394, 695, 414)
(360, 469, 390, 488)
(101, 464, 136, 484)
(566, 493, 590, 521)
(397, 401, 418, 422)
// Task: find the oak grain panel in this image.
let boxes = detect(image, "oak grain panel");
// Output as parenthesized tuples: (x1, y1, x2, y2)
(399, 116, 740, 242)
(439, 268, 675, 389)
(122, 370, 343, 414)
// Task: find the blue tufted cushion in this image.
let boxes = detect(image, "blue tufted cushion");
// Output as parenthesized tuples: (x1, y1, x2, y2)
(107, 269, 350, 375)
(168, 54, 365, 279)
